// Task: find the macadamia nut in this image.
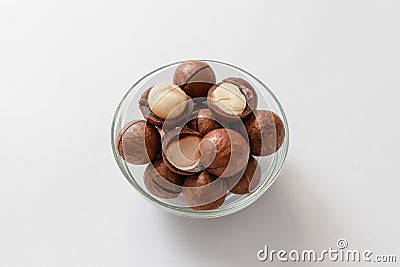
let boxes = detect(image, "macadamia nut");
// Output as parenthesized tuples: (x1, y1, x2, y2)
(116, 120, 161, 165)
(210, 82, 246, 115)
(200, 128, 249, 177)
(148, 82, 187, 119)
(143, 158, 184, 199)
(245, 110, 285, 156)
(173, 60, 216, 98)
(182, 171, 227, 210)
(225, 156, 261, 194)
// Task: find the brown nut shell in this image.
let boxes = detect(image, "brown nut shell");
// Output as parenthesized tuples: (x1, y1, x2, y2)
(162, 127, 204, 176)
(173, 60, 216, 98)
(187, 109, 222, 135)
(143, 158, 185, 199)
(245, 110, 285, 156)
(200, 128, 250, 177)
(207, 77, 258, 122)
(182, 171, 227, 210)
(225, 156, 261, 194)
(139, 87, 194, 128)
(116, 120, 161, 165)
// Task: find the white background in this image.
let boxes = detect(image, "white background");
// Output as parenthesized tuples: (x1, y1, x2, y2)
(1, 1, 399, 266)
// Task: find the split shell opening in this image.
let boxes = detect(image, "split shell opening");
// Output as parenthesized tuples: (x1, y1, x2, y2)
(207, 77, 258, 122)
(139, 86, 194, 128)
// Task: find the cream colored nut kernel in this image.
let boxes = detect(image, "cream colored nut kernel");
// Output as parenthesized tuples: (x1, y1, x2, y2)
(148, 82, 188, 119)
(166, 136, 201, 171)
(211, 82, 246, 115)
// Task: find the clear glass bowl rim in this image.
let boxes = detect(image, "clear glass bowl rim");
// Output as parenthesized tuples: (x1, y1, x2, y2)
(111, 59, 289, 218)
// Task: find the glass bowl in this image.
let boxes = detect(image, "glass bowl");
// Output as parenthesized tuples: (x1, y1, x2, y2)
(111, 60, 289, 218)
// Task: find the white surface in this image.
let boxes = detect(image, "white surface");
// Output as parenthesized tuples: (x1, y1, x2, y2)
(1, 1, 399, 266)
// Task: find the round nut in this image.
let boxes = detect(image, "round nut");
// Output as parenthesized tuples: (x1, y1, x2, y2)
(245, 110, 285, 156)
(182, 171, 227, 210)
(139, 86, 194, 128)
(225, 156, 261, 194)
(187, 109, 222, 135)
(162, 127, 204, 175)
(207, 77, 258, 122)
(173, 60, 216, 98)
(200, 128, 250, 177)
(143, 158, 184, 199)
(116, 120, 161, 165)
(147, 82, 187, 119)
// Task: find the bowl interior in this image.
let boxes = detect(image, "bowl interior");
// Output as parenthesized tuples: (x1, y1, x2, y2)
(111, 60, 289, 218)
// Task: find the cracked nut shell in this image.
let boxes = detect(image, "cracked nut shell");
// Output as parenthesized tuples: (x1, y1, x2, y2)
(245, 110, 285, 156)
(182, 171, 227, 210)
(143, 158, 185, 199)
(199, 128, 250, 177)
(162, 127, 204, 176)
(173, 60, 216, 98)
(139, 87, 194, 128)
(116, 120, 161, 165)
(207, 77, 258, 122)
(225, 156, 261, 194)
(187, 109, 222, 135)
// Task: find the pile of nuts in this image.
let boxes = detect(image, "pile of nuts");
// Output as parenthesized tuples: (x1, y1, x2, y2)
(116, 60, 285, 210)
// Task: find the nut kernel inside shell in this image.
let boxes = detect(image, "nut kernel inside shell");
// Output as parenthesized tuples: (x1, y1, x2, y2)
(166, 136, 201, 171)
(210, 82, 246, 115)
(147, 82, 187, 119)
